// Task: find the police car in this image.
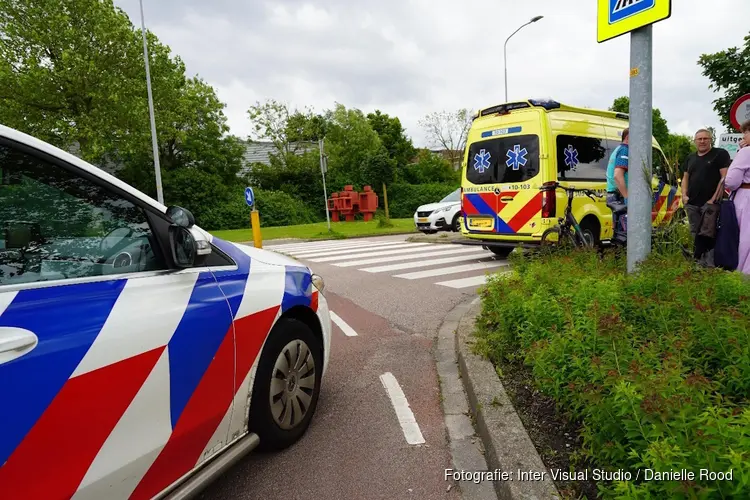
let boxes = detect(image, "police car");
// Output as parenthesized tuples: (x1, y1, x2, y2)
(0, 124, 332, 499)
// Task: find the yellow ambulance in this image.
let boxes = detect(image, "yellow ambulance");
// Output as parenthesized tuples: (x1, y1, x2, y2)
(459, 98, 682, 257)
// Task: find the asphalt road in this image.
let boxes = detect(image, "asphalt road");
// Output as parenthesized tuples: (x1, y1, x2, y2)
(199, 235, 507, 500)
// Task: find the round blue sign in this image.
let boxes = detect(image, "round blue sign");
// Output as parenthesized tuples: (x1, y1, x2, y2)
(244, 187, 255, 207)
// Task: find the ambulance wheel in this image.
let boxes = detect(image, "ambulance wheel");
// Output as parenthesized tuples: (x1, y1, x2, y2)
(248, 317, 323, 451)
(452, 214, 462, 232)
(488, 247, 513, 259)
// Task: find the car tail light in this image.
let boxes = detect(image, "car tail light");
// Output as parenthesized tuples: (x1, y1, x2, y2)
(541, 182, 556, 219)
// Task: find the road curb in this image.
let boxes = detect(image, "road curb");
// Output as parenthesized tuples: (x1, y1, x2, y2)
(455, 299, 561, 500)
(436, 298, 498, 500)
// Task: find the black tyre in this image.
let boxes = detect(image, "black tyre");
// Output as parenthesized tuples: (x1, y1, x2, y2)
(488, 246, 513, 258)
(452, 214, 462, 232)
(248, 317, 323, 451)
(577, 228, 595, 248)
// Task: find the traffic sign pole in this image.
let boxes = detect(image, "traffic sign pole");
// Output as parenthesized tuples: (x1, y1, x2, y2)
(320, 138, 331, 231)
(627, 24, 653, 273)
(245, 186, 262, 248)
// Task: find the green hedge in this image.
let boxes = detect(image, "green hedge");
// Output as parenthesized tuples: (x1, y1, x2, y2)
(201, 188, 319, 230)
(474, 247, 750, 499)
(385, 182, 459, 218)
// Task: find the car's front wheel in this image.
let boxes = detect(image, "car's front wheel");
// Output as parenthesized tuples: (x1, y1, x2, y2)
(248, 317, 323, 451)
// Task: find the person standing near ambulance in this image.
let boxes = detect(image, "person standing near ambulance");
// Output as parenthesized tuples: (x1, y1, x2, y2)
(606, 127, 629, 231)
(681, 128, 731, 266)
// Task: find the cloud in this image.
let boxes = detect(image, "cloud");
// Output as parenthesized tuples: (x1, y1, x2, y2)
(116, 0, 750, 146)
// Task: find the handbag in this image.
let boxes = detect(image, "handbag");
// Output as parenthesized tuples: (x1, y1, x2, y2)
(714, 189, 740, 271)
(697, 181, 725, 238)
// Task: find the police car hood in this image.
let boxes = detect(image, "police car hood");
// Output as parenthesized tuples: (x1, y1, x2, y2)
(230, 241, 310, 268)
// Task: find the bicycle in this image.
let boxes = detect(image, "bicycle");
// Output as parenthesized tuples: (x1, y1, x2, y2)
(540, 183, 598, 248)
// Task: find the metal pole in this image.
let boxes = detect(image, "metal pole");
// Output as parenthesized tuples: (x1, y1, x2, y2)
(139, 0, 164, 205)
(320, 138, 331, 231)
(503, 16, 543, 103)
(504, 41, 509, 103)
(627, 25, 653, 273)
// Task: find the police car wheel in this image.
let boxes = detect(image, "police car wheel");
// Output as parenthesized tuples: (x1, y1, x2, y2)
(249, 317, 323, 451)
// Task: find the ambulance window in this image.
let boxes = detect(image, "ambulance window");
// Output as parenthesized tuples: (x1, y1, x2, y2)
(556, 135, 609, 181)
(466, 135, 540, 184)
(652, 148, 673, 183)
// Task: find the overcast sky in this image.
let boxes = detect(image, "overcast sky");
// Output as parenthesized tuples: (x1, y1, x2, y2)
(113, 0, 749, 148)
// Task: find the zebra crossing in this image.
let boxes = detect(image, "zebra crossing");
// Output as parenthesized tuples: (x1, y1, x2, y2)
(265, 237, 511, 290)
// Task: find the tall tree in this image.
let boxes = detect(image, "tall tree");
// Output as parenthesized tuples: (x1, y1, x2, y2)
(323, 103, 383, 188)
(698, 33, 750, 131)
(366, 110, 416, 169)
(609, 96, 670, 147)
(0, 0, 187, 164)
(418, 109, 472, 169)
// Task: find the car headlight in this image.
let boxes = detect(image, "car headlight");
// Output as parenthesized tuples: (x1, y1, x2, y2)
(311, 273, 325, 293)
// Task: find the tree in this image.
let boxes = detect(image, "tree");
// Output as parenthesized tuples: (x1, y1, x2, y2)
(418, 109, 472, 169)
(0, 0, 244, 205)
(323, 103, 383, 188)
(698, 33, 750, 131)
(366, 110, 416, 169)
(609, 96, 670, 147)
(0, 0, 185, 163)
(661, 133, 695, 176)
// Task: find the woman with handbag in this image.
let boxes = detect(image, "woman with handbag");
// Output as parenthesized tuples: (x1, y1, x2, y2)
(723, 119, 750, 274)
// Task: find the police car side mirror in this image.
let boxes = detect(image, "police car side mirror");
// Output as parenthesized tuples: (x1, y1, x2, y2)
(165, 206, 211, 268)
(166, 206, 196, 228)
(168, 225, 212, 268)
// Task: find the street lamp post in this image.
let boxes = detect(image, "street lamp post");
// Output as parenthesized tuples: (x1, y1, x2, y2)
(139, 0, 164, 205)
(504, 15, 544, 103)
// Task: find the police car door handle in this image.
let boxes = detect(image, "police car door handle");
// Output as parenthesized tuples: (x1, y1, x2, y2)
(0, 327, 38, 364)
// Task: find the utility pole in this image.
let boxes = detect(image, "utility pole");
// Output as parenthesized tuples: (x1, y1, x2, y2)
(319, 138, 331, 231)
(627, 25, 653, 273)
(139, 0, 164, 205)
(504, 15, 543, 102)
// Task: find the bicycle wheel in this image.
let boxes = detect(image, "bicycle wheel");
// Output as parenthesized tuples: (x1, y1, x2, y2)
(576, 228, 595, 248)
(541, 226, 577, 248)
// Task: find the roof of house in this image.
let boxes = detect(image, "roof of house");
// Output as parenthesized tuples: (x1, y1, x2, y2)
(239, 140, 318, 176)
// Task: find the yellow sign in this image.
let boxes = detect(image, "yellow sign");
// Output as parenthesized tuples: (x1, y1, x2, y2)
(597, 0, 672, 43)
(630, 67, 639, 77)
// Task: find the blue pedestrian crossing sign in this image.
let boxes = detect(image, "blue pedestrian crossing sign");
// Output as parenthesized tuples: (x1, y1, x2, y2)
(244, 186, 255, 207)
(597, 0, 671, 43)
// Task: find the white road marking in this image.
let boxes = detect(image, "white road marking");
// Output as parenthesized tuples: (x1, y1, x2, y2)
(435, 275, 494, 289)
(267, 238, 406, 252)
(330, 311, 358, 337)
(309, 244, 432, 263)
(292, 242, 428, 259)
(268, 241, 379, 253)
(278, 240, 405, 254)
(393, 261, 509, 280)
(334, 246, 485, 267)
(361, 252, 495, 273)
(379, 372, 425, 445)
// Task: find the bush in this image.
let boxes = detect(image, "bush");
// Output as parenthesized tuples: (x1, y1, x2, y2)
(474, 246, 750, 499)
(386, 182, 459, 218)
